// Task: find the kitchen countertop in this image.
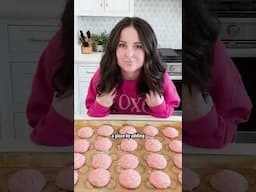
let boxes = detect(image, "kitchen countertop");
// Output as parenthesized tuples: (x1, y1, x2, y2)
(75, 112, 182, 122)
(0, 140, 72, 152)
(183, 143, 256, 156)
(75, 48, 103, 64)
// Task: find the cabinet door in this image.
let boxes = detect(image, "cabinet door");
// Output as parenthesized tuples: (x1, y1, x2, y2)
(105, 0, 134, 16)
(75, 0, 104, 16)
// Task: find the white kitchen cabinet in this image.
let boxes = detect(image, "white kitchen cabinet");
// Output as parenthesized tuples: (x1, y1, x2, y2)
(0, 20, 59, 142)
(75, 0, 134, 17)
(75, 63, 99, 115)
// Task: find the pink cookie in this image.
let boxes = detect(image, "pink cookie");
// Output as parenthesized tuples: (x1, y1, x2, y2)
(169, 139, 182, 153)
(183, 167, 200, 191)
(119, 169, 141, 189)
(92, 153, 112, 169)
(55, 166, 73, 191)
(94, 137, 112, 152)
(162, 127, 179, 138)
(118, 154, 139, 169)
(74, 153, 86, 169)
(119, 125, 137, 134)
(74, 170, 79, 185)
(178, 170, 182, 184)
(120, 139, 138, 152)
(146, 153, 167, 170)
(97, 124, 114, 136)
(88, 169, 111, 188)
(144, 139, 162, 152)
(74, 139, 90, 153)
(143, 125, 159, 136)
(77, 126, 93, 138)
(149, 170, 171, 189)
(209, 169, 248, 192)
(173, 153, 182, 169)
(8, 169, 46, 192)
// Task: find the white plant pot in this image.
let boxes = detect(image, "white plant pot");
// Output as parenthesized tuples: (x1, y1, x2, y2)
(96, 45, 104, 52)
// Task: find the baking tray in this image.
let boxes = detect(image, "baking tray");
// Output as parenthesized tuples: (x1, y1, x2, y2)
(0, 152, 72, 192)
(183, 154, 256, 192)
(74, 120, 182, 192)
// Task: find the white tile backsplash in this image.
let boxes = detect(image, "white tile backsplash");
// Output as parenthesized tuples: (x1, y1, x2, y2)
(76, 0, 181, 49)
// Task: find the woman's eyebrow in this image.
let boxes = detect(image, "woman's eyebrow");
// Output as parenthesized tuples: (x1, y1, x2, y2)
(134, 42, 142, 44)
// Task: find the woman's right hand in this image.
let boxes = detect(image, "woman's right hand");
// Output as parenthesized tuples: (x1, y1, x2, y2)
(96, 88, 116, 108)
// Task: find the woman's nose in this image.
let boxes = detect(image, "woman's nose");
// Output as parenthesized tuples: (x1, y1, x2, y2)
(125, 47, 134, 57)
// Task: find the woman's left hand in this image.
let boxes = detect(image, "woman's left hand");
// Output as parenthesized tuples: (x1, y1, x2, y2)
(145, 91, 164, 107)
(52, 89, 74, 121)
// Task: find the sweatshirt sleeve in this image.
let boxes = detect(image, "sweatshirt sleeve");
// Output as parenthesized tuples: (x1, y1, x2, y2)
(85, 68, 110, 117)
(183, 40, 252, 148)
(149, 72, 181, 118)
(26, 30, 73, 146)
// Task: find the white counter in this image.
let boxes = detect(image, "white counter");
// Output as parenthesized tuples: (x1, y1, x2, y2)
(75, 113, 182, 122)
(0, 140, 72, 152)
(75, 44, 103, 64)
(183, 143, 256, 156)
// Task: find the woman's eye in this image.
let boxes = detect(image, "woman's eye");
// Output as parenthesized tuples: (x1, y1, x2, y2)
(135, 44, 143, 49)
(118, 43, 126, 48)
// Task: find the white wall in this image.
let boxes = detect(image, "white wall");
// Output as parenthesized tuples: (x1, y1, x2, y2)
(76, 0, 182, 49)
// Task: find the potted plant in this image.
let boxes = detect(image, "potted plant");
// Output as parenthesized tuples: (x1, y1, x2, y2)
(92, 32, 108, 52)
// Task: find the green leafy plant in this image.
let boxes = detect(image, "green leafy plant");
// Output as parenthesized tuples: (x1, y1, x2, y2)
(92, 31, 109, 51)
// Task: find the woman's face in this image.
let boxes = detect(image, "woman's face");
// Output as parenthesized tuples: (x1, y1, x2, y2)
(116, 26, 145, 80)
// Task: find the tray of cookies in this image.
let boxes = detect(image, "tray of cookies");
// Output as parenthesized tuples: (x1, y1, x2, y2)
(74, 120, 182, 192)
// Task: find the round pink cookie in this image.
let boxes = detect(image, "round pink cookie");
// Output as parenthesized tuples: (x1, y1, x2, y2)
(94, 137, 112, 152)
(209, 169, 248, 192)
(169, 139, 182, 153)
(120, 139, 138, 152)
(143, 125, 159, 136)
(144, 139, 162, 152)
(88, 169, 111, 187)
(146, 153, 167, 170)
(178, 170, 182, 184)
(55, 166, 73, 191)
(74, 170, 79, 185)
(77, 126, 93, 138)
(8, 169, 46, 192)
(74, 153, 86, 169)
(74, 139, 90, 153)
(92, 153, 112, 169)
(119, 125, 137, 134)
(149, 170, 171, 189)
(119, 169, 141, 189)
(162, 127, 179, 138)
(97, 124, 114, 136)
(118, 154, 139, 169)
(173, 153, 182, 169)
(183, 167, 200, 191)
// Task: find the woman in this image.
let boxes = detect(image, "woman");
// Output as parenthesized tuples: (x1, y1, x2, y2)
(26, 0, 73, 146)
(182, 0, 252, 148)
(85, 17, 180, 118)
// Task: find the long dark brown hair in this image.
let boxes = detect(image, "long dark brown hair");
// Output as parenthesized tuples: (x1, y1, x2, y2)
(183, 0, 220, 99)
(97, 17, 166, 96)
(51, 0, 74, 98)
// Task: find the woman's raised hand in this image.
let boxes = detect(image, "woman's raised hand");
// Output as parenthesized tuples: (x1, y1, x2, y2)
(145, 90, 164, 107)
(96, 87, 117, 108)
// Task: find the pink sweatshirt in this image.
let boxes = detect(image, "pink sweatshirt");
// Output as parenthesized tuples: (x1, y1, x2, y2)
(26, 29, 73, 146)
(183, 40, 252, 148)
(86, 70, 180, 118)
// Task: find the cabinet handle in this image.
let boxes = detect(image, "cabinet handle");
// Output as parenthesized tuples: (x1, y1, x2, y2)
(100, 0, 103, 7)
